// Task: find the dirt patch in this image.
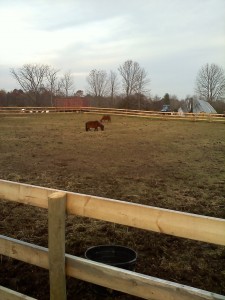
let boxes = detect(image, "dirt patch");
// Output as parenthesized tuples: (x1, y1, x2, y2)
(0, 113, 225, 299)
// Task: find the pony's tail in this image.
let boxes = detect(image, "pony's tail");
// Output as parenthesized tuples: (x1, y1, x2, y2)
(85, 123, 88, 131)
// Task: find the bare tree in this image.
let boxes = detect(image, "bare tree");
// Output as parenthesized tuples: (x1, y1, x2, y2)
(135, 68, 150, 95)
(108, 70, 120, 106)
(55, 80, 64, 97)
(74, 90, 84, 97)
(86, 69, 108, 97)
(135, 68, 151, 109)
(10, 64, 48, 105)
(46, 67, 60, 106)
(118, 60, 150, 98)
(195, 63, 225, 101)
(60, 71, 75, 97)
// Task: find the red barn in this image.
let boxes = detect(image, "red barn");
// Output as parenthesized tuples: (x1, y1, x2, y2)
(54, 97, 90, 108)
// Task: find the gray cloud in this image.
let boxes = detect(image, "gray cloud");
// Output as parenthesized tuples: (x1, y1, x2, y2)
(0, 0, 225, 98)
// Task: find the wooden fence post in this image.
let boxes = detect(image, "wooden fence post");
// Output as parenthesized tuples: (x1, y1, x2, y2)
(48, 192, 67, 300)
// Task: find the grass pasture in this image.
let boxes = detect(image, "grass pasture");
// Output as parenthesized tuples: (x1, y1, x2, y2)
(0, 112, 225, 299)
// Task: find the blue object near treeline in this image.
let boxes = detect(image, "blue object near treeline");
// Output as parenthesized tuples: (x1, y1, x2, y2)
(161, 105, 171, 112)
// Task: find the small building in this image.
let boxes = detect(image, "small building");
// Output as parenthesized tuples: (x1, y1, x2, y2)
(54, 96, 90, 108)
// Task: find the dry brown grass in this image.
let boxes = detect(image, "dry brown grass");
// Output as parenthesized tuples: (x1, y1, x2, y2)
(0, 113, 225, 299)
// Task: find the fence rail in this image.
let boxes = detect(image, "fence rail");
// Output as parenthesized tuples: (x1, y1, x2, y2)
(0, 285, 37, 300)
(1, 179, 225, 299)
(1, 180, 224, 245)
(0, 106, 225, 122)
(1, 235, 224, 300)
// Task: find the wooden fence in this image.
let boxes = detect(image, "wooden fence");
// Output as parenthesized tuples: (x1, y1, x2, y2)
(0, 179, 225, 300)
(0, 106, 225, 123)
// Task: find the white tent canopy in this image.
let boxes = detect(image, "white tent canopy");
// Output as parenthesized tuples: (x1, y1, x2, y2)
(192, 99, 217, 114)
(179, 99, 217, 114)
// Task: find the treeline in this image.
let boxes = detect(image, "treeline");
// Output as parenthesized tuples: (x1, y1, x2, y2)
(0, 88, 181, 111)
(1, 87, 225, 113)
(0, 61, 225, 112)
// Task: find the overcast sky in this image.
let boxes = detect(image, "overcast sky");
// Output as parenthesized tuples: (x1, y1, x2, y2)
(0, 0, 225, 99)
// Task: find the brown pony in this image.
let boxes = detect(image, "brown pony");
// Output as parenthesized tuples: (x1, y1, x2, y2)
(85, 120, 104, 131)
(100, 115, 111, 122)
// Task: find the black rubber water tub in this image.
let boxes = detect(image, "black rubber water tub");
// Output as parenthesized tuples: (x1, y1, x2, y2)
(85, 245, 137, 295)
(85, 245, 137, 270)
